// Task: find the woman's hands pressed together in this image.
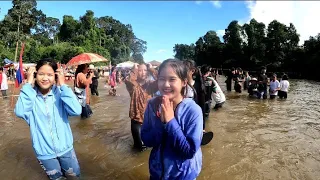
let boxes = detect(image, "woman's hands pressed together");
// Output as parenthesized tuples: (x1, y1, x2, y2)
(160, 95, 175, 124)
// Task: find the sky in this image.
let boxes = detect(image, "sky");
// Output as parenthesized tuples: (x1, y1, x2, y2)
(1, 1, 320, 63)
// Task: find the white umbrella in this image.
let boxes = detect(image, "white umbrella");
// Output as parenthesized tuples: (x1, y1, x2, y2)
(116, 61, 135, 68)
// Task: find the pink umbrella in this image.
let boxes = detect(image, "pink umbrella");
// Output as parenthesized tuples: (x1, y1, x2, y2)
(66, 53, 108, 66)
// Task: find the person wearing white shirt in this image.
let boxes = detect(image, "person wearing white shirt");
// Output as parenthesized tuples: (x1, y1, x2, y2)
(279, 74, 289, 99)
(207, 77, 226, 109)
(0, 67, 8, 98)
(269, 74, 280, 99)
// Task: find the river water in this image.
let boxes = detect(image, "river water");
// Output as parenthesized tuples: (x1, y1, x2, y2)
(0, 77, 319, 180)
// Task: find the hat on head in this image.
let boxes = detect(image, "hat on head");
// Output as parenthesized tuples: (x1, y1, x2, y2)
(251, 78, 258, 81)
(88, 64, 95, 69)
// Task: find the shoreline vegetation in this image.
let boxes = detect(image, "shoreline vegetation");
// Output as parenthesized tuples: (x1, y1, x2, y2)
(0, 0, 147, 67)
(173, 20, 320, 81)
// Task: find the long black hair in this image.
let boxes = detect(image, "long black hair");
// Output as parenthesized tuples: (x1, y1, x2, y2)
(184, 60, 206, 97)
(74, 64, 88, 87)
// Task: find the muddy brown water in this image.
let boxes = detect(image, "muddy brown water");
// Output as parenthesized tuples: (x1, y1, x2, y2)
(0, 77, 320, 180)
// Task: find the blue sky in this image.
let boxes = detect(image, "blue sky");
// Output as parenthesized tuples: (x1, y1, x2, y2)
(0, 1, 251, 62)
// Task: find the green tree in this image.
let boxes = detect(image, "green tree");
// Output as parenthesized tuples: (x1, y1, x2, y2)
(223, 20, 243, 67)
(173, 44, 195, 60)
(242, 19, 266, 68)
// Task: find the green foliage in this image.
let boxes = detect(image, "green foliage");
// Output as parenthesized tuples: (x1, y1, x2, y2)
(0, 0, 147, 67)
(173, 19, 320, 80)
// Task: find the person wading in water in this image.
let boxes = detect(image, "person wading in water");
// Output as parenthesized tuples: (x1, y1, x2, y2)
(184, 60, 214, 145)
(125, 63, 158, 151)
(15, 58, 82, 179)
(141, 59, 203, 180)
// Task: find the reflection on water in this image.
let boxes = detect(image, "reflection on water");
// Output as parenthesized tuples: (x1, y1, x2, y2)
(0, 78, 320, 180)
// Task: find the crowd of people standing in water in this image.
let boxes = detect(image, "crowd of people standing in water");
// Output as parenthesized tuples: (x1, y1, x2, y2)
(13, 57, 291, 179)
(225, 66, 290, 100)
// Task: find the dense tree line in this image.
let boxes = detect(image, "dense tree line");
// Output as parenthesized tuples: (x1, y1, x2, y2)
(174, 19, 320, 80)
(0, 0, 147, 65)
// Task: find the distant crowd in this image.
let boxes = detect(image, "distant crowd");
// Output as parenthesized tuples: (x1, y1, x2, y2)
(225, 66, 290, 99)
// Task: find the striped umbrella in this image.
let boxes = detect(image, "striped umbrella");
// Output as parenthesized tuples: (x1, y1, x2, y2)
(66, 53, 108, 66)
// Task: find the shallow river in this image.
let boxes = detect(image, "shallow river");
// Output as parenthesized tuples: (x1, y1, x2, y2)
(0, 77, 320, 180)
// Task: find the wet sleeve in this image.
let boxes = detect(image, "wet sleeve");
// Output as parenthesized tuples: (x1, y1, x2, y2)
(60, 85, 82, 116)
(164, 106, 203, 159)
(14, 83, 36, 124)
(141, 102, 164, 147)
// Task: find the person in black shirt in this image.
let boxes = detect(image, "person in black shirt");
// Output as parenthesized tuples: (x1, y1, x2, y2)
(225, 67, 235, 91)
(184, 60, 213, 145)
(257, 67, 268, 99)
(233, 67, 244, 93)
(89, 65, 99, 96)
(201, 65, 215, 122)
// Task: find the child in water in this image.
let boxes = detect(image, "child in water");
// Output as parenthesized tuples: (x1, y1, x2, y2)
(15, 58, 82, 179)
(279, 74, 290, 99)
(141, 59, 203, 179)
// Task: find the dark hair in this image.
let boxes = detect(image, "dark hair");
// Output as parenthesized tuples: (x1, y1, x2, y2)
(74, 64, 89, 87)
(111, 66, 116, 72)
(35, 58, 58, 88)
(282, 74, 288, 80)
(0, 67, 3, 71)
(75, 64, 88, 78)
(182, 60, 206, 106)
(36, 58, 57, 72)
(201, 65, 210, 74)
(184, 59, 197, 71)
(158, 59, 187, 95)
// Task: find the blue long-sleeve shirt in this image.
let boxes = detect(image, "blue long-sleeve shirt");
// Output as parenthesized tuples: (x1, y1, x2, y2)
(15, 83, 82, 160)
(141, 97, 203, 180)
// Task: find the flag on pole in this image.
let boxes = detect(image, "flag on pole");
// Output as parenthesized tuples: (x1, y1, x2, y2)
(15, 43, 25, 88)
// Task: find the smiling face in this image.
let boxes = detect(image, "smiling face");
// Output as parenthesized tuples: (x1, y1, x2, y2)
(158, 66, 187, 101)
(35, 64, 55, 93)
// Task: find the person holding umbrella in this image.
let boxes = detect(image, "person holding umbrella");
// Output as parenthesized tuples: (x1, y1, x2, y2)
(74, 64, 94, 118)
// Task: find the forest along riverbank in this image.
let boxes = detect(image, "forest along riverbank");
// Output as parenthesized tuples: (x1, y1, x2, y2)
(0, 77, 319, 179)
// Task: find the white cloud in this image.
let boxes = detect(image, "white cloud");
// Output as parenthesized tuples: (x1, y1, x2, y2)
(245, 1, 320, 45)
(216, 29, 225, 37)
(156, 49, 167, 54)
(195, 1, 221, 8)
(211, 1, 221, 8)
